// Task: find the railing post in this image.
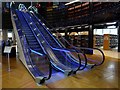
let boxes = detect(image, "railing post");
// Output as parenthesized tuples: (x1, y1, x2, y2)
(118, 21, 120, 52)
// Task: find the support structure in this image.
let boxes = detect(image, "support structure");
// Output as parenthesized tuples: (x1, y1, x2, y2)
(118, 21, 120, 52)
(88, 25, 93, 48)
(65, 29, 68, 40)
(86, 2, 93, 54)
(88, 2, 93, 48)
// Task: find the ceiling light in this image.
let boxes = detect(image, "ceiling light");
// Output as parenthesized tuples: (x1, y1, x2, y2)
(77, 27, 81, 29)
(71, 27, 74, 29)
(106, 22, 116, 25)
(65, 0, 80, 5)
(107, 26, 116, 29)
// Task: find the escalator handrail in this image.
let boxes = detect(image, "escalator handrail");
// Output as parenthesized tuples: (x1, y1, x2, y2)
(52, 47, 76, 52)
(52, 46, 87, 70)
(74, 46, 105, 66)
(14, 9, 52, 81)
(52, 46, 82, 72)
(30, 48, 44, 56)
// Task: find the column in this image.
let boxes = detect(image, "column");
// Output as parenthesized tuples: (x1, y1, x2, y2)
(118, 22, 120, 52)
(88, 2, 93, 48)
(88, 25, 93, 48)
(87, 2, 93, 54)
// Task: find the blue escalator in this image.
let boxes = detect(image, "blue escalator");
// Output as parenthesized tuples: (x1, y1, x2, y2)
(16, 10, 79, 75)
(24, 12, 82, 71)
(20, 11, 80, 74)
(31, 12, 105, 69)
(12, 9, 52, 84)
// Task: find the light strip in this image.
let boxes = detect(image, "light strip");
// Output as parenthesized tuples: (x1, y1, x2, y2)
(65, 0, 80, 6)
(106, 22, 116, 25)
(30, 49, 44, 56)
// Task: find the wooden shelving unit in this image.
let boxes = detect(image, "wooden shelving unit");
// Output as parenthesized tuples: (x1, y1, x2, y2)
(103, 34, 118, 50)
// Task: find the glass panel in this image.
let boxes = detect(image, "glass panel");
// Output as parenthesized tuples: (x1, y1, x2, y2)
(30, 50, 50, 76)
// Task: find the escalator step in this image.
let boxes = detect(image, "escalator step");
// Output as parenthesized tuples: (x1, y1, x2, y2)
(27, 37, 36, 39)
(29, 42, 38, 45)
(30, 45, 40, 48)
(27, 39, 36, 41)
(24, 31, 33, 33)
(26, 35, 34, 37)
(34, 48, 42, 51)
(24, 31, 32, 34)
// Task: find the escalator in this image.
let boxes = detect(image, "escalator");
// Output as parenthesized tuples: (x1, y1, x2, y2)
(29, 11, 105, 69)
(21, 10, 81, 74)
(11, 3, 81, 75)
(24, 12, 87, 70)
(11, 8, 52, 84)
(11, 3, 104, 85)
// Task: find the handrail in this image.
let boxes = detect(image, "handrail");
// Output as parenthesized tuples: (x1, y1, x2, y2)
(52, 47, 76, 52)
(33, 12, 105, 67)
(32, 13, 87, 71)
(51, 47, 87, 71)
(30, 49, 44, 56)
(74, 46, 105, 68)
(52, 46, 82, 73)
(13, 9, 52, 81)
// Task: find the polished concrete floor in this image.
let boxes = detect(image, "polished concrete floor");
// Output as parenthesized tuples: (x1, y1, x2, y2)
(1, 53, 120, 88)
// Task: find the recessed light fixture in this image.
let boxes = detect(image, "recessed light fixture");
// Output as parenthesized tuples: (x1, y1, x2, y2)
(77, 27, 81, 29)
(65, 0, 80, 5)
(71, 27, 74, 29)
(106, 22, 116, 25)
